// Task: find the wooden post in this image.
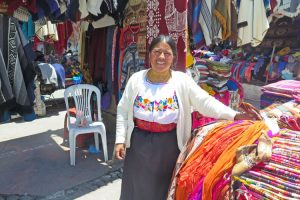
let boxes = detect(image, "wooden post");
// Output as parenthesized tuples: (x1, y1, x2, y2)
(265, 44, 276, 84)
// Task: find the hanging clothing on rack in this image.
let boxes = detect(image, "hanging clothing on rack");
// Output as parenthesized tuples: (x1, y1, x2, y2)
(237, 0, 269, 47)
(0, 14, 35, 117)
(0, 50, 14, 110)
(119, 43, 145, 97)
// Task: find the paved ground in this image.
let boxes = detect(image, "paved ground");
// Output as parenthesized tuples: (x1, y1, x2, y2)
(0, 90, 123, 200)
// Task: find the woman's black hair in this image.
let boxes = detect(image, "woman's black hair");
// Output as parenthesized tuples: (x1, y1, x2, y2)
(148, 34, 178, 60)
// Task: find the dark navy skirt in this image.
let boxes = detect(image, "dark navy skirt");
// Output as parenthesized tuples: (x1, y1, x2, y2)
(120, 127, 180, 200)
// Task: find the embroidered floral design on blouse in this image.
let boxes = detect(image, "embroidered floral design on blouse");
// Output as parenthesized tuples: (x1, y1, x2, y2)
(134, 91, 179, 112)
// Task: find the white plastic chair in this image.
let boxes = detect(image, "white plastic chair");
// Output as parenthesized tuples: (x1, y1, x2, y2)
(64, 84, 108, 166)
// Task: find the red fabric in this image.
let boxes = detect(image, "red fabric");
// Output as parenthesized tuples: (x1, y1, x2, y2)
(2, 0, 37, 14)
(118, 26, 141, 86)
(270, 0, 277, 13)
(65, 21, 74, 41)
(146, 0, 188, 72)
(33, 36, 43, 50)
(87, 27, 107, 83)
(134, 118, 176, 133)
(119, 26, 140, 50)
(24, 0, 38, 13)
(4, 0, 21, 15)
(53, 22, 71, 55)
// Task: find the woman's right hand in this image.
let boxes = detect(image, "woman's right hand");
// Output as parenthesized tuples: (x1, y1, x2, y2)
(115, 143, 126, 160)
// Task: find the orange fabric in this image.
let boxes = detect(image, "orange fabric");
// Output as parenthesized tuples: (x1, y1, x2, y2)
(175, 120, 269, 200)
(202, 121, 268, 199)
(175, 121, 236, 200)
(217, 183, 230, 200)
(134, 118, 176, 133)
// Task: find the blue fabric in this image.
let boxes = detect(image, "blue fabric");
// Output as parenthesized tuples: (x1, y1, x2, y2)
(0, 111, 11, 123)
(278, 61, 287, 74)
(67, 0, 79, 22)
(22, 111, 36, 121)
(52, 63, 65, 89)
(101, 26, 116, 111)
(106, 26, 114, 93)
(282, 70, 294, 80)
(188, 0, 205, 49)
(226, 79, 238, 91)
(21, 16, 35, 41)
(253, 58, 265, 76)
(46, 0, 60, 14)
(36, 1, 46, 19)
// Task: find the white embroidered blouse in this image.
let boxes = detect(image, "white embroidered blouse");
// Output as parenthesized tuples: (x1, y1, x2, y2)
(133, 77, 179, 124)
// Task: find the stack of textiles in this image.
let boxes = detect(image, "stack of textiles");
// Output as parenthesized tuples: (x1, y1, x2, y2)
(232, 129, 300, 199)
(167, 120, 269, 200)
(260, 80, 300, 109)
(205, 59, 232, 81)
(192, 77, 243, 130)
(194, 58, 209, 80)
(200, 59, 233, 100)
(191, 49, 246, 129)
(261, 100, 300, 131)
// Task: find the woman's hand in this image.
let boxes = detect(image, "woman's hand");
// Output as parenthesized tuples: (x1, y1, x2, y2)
(234, 101, 263, 121)
(115, 143, 126, 160)
(234, 111, 262, 121)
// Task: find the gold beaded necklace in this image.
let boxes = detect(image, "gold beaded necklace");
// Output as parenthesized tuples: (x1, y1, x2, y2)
(147, 69, 171, 83)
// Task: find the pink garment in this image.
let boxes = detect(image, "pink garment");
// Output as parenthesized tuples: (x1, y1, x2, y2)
(262, 80, 300, 96)
(212, 174, 230, 200)
(293, 93, 300, 103)
(192, 90, 230, 129)
(280, 114, 300, 131)
(192, 111, 216, 130)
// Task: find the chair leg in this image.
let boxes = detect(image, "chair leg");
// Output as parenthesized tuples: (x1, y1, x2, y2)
(69, 133, 76, 166)
(100, 131, 108, 162)
(94, 132, 100, 151)
(63, 114, 68, 143)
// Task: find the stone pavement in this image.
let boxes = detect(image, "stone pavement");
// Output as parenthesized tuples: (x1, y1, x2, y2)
(0, 168, 122, 200)
(74, 179, 121, 200)
(0, 90, 123, 200)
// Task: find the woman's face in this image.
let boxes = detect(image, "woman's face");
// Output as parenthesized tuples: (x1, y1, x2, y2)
(149, 41, 174, 73)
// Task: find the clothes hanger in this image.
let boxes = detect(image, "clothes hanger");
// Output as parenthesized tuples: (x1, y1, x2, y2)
(128, 18, 140, 47)
(122, 20, 139, 54)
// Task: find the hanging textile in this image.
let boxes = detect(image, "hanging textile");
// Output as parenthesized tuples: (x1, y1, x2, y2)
(187, 0, 205, 50)
(0, 15, 35, 115)
(237, 0, 269, 47)
(123, 0, 147, 60)
(86, 27, 107, 84)
(272, 0, 300, 18)
(119, 44, 145, 100)
(146, 0, 187, 71)
(0, 50, 14, 110)
(198, 0, 222, 46)
(213, 0, 231, 40)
